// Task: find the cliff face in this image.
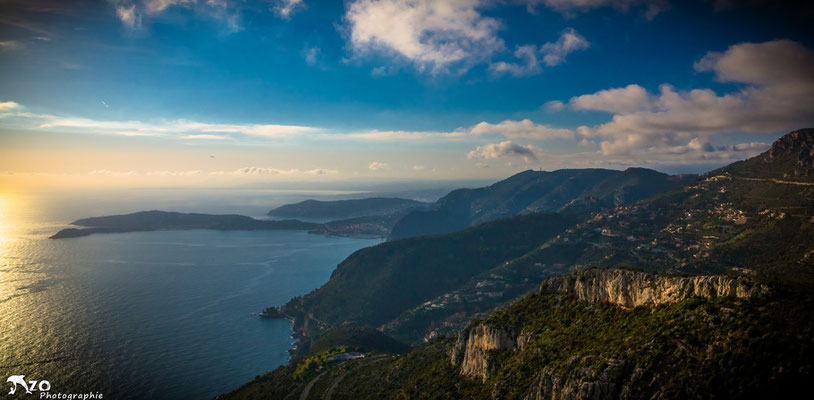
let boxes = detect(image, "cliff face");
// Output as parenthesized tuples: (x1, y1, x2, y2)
(765, 128, 814, 178)
(524, 358, 632, 400)
(454, 269, 769, 384)
(451, 324, 517, 382)
(542, 268, 769, 308)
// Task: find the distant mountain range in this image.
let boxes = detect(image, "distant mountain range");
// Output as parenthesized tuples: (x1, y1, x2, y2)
(224, 129, 814, 400)
(389, 167, 694, 239)
(55, 166, 692, 241)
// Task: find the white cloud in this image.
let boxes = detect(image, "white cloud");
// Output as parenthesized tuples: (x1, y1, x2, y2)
(144, 0, 196, 13)
(368, 161, 390, 170)
(304, 46, 320, 66)
(235, 167, 338, 175)
(88, 169, 139, 177)
(490, 45, 541, 77)
(0, 41, 24, 50)
(180, 134, 228, 140)
(470, 119, 574, 140)
(564, 40, 814, 156)
(111, 0, 236, 30)
(490, 27, 588, 76)
(467, 141, 541, 162)
(540, 27, 589, 67)
(274, 0, 305, 18)
(412, 165, 425, 171)
(345, 129, 462, 141)
(116, 4, 142, 28)
(345, 0, 503, 74)
(543, 100, 565, 112)
(0, 101, 21, 111)
(568, 84, 651, 113)
(531, 0, 669, 19)
(36, 117, 318, 139)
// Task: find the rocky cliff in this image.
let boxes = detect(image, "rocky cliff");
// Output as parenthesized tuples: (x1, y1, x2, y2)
(523, 358, 632, 400)
(541, 268, 769, 308)
(453, 268, 769, 383)
(450, 324, 517, 382)
(764, 128, 814, 178)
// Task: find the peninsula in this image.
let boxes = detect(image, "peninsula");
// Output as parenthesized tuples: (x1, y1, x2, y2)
(50, 210, 321, 239)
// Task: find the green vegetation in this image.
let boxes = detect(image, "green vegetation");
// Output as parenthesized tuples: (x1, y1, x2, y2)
(227, 287, 814, 400)
(309, 326, 411, 355)
(285, 212, 576, 334)
(479, 289, 814, 399)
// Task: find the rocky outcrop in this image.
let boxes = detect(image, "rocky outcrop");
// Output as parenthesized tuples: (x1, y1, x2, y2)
(453, 269, 769, 387)
(524, 358, 634, 400)
(451, 324, 517, 382)
(765, 128, 814, 178)
(542, 268, 768, 308)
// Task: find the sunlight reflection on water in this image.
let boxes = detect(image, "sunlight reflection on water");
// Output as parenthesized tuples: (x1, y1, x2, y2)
(0, 190, 380, 399)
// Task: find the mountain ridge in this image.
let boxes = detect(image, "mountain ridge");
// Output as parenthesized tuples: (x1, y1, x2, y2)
(389, 167, 695, 240)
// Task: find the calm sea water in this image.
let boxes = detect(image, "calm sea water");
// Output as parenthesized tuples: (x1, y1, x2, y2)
(0, 189, 381, 399)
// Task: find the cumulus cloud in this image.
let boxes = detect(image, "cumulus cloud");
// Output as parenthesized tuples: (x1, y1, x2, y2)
(345, 0, 503, 74)
(568, 84, 651, 113)
(467, 141, 540, 162)
(274, 0, 305, 18)
(490, 28, 588, 76)
(412, 165, 425, 171)
(543, 100, 565, 112)
(368, 161, 390, 170)
(490, 45, 541, 77)
(564, 40, 814, 156)
(540, 27, 589, 66)
(470, 119, 574, 140)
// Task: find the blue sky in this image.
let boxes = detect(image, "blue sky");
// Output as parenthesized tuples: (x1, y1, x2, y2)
(1, 0, 813, 188)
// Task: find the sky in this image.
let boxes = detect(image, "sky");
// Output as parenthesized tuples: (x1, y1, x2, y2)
(1, 0, 813, 189)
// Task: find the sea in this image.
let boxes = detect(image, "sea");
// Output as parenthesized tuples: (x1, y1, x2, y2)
(0, 188, 382, 399)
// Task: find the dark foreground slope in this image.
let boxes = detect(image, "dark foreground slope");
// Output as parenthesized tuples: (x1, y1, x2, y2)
(283, 212, 576, 350)
(224, 269, 813, 400)
(390, 167, 693, 240)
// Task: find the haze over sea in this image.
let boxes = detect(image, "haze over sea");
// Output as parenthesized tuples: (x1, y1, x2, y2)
(0, 188, 381, 399)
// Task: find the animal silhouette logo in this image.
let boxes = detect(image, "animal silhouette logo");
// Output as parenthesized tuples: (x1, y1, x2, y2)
(5, 375, 50, 395)
(6, 375, 32, 395)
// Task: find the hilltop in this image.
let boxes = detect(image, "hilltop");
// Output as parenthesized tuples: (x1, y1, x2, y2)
(390, 167, 694, 240)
